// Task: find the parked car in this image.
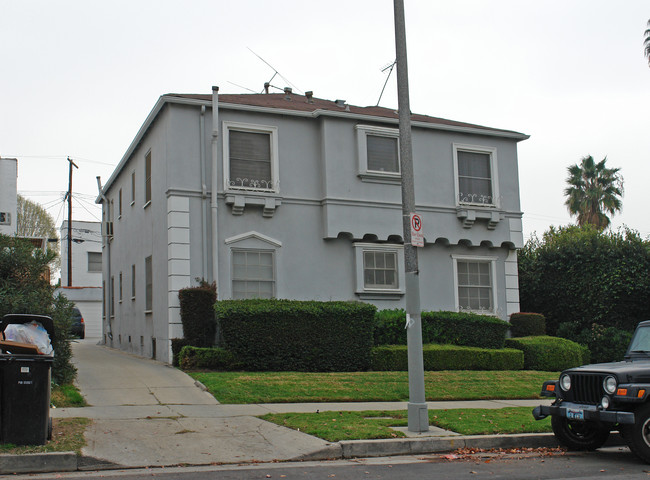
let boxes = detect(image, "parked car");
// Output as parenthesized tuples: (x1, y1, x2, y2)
(70, 306, 85, 339)
(533, 320, 650, 463)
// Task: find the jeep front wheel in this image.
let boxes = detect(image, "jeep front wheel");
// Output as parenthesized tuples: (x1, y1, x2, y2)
(551, 416, 610, 450)
(620, 403, 650, 463)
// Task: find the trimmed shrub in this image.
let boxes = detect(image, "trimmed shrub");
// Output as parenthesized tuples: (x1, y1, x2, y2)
(556, 322, 632, 364)
(179, 282, 217, 348)
(216, 299, 376, 372)
(370, 344, 524, 371)
(171, 338, 192, 367)
(373, 310, 510, 349)
(509, 313, 546, 337)
(179, 346, 237, 370)
(505, 336, 584, 371)
(422, 311, 509, 349)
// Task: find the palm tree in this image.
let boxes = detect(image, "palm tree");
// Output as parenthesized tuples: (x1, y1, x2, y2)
(645, 20, 650, 66)
(564, 155, 623, 230)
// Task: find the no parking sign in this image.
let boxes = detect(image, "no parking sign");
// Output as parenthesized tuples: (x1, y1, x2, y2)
(410, 213, 424, 247)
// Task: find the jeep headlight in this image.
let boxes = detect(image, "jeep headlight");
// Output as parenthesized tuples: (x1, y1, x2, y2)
(560, 374, 571, 391)
(603, 376, 617, 395)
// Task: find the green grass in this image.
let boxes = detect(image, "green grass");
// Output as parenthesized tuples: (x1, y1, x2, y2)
(189, 370, 556, 404)
(51, 383, 86, 408)
(0, 418, 90, 454)
(260, 407, 552, 442)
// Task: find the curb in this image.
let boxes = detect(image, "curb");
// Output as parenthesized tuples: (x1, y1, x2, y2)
(0, 433, 625, 474)
(0, 452, 77, 474)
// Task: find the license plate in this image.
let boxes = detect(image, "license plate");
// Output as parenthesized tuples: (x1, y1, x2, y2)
(567, 409, 585, 421)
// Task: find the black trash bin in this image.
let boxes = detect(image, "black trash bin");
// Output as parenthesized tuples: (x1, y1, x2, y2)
(0, 314, 54, 445)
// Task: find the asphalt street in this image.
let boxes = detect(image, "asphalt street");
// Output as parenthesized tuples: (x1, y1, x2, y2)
(7, 448, 648, 480)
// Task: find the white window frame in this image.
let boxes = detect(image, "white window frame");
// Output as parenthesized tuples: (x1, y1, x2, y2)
(231, 248, 276, 299)
(223, 121, 280, 193)
(354, 243, 405, 298)
(452, 143, 499, 208)
(144, 150, 152, 208)
(356, 125, 401, 183)
(451, 255, 498, 315)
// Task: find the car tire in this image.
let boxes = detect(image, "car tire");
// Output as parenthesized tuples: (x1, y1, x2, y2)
(620, 402, 650, 463)
(551, 416, 610, 450)
(80, 331, 85, 339)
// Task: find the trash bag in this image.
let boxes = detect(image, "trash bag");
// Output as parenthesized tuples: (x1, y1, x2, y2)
(3, 321, 53, 355)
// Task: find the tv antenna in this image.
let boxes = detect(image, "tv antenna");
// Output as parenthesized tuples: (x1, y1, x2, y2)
(248, 47, 302, 94)
(376, 60, 396, 106)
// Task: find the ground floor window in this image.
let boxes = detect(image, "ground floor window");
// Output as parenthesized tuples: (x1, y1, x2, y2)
(453, 256, 496, 314)
(353, 243, 405, 298)
(232, 249, 275, 299)
(145, 255, 152, 311)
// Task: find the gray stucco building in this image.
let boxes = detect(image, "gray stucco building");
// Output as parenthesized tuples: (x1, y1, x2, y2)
(97, 88, 529, 363)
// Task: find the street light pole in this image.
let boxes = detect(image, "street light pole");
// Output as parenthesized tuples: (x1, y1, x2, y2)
(393, 0, 429, 432)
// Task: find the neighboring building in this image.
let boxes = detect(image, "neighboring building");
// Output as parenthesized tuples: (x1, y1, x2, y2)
(56, 220, 103, 337)
(97, 89, 529, 363)
(0, 157, 18, 236)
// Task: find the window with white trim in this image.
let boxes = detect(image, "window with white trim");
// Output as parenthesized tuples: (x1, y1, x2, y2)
(232, 249, 275, 299)
(453, 144, 498, 207)
(223, 122, 279, 192)
(353, 243, 405, 297)
(453, 256, 497, 314)
(356, 125, 400, 182)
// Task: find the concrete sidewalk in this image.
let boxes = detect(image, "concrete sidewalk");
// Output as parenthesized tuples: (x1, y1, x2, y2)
(5, 340, 563, 474)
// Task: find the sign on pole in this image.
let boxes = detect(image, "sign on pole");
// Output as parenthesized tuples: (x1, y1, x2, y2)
(410, 213, 424, 247)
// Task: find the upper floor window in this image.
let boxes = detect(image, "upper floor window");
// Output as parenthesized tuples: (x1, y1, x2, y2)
(223, 121, 279, 193)
(453, 256, 497, 315)
(88, 252, 102, 272)
(118, 188, 123, 218)
(130, 171, 136, 206)
(144, 151, 152, 206)
(453, 144, 498, 207)
(356, 125, 400, 183)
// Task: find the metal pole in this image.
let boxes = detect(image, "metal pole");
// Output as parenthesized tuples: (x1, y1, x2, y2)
(66, 157, 78, 287)
(393, 0, 429, 432)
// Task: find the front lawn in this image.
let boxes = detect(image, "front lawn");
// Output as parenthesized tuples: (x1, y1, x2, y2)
(188, 370, 556, 404)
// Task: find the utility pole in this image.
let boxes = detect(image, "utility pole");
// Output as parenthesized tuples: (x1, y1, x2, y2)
(394, 0, 429, 432)
(66, 157, 78, 287)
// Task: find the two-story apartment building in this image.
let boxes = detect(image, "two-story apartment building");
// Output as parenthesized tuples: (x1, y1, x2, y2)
(97, 88, 528, 363)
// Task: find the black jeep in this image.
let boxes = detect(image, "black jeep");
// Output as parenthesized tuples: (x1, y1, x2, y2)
(533, 320, 650, 462)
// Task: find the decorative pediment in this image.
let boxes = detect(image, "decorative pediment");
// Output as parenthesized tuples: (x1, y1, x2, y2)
(224, 231, 282, 247)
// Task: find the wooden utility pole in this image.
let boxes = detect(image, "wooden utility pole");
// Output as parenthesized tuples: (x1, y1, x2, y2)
(66, 157, 78, 287)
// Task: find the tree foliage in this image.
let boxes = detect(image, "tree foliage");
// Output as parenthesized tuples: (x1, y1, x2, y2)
(0, 234, 76, 384)
(16, 194, 57, 239)
(518, 225, 650, 336)
(564, 155, 623, 231)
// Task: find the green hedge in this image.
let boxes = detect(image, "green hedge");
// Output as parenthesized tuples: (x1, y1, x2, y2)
(179, 346, 237, 370)
(370, 344, 524, 371)
(179, 282, 217, 348)
(505, 336, 586, 371)
(374, 310, 510, 349)
(509, 313, 546, 337)
(216, 299, 376, 372)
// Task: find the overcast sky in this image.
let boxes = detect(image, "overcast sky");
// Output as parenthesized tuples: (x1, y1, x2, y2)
(2, 0, 649, 240)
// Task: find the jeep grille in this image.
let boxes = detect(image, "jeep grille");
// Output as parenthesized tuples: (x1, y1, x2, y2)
(566, 373, 606, 405)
